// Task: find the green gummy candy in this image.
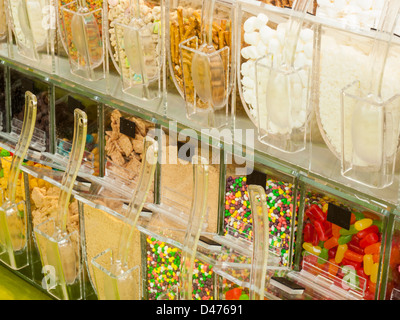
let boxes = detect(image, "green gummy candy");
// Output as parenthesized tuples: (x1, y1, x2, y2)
(339, 224, 357, 236)
(0, 149, 10, 157)
(0, 168, 3, 178)
(338, 234, 353, 245)
(239, 294, 249, 300)
(317, 248, 329, 264)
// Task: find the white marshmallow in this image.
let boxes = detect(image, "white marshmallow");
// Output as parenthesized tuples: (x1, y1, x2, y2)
(299, 28, 313, 43)
(243, 88, 254, 104)
(295, 41, 304, 54)
(317, 0, 331, 7)
(247, 45, 261, 59)
(241, 61, 250, 77)
(241, 47, 251, 59)
(268, 38, 281, 56)
(357, 0, 373, 11)
(303, 41, 313, 59)
(259, 25, 275, 45)
(256, 41, 268, 56)
(334, 0, 347, 11)
(242, 76, 255, 89)
(244, 16, 257, 33)
(294, 52, 307, 69)
(255, 13, 268, 29)
(244, 31, 260, 46)
(276, 26, 286, 45)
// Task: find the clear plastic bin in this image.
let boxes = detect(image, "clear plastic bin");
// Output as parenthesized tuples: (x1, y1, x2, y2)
(8, 70, 49, 152)
(166, 0, 235, 128)
(103, 106, 156, 200)
(311, 12, 400, 200)
(0, 155, 28, 270)
(237, 1, 315, 157)
(107, 0, 163, 101)
(50, 88, 99, 176)
(221, 158, 298, 268)
(145, 125, 221, 238)
(8, 0, 56, 73)
(59, 0, 106, 81)
(288, 178, 388, 300)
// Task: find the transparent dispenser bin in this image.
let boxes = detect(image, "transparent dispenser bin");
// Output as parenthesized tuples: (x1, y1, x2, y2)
(81, 203, 143, 300)
(167, 0, 235, 128)
(90, 137, 157, 300)
(49, 89, 99, 176)
(33, 108, 88, 300)
(221, 159, 298, 269)
(8, 0, 56, 73)
(9, 70, 49, 152)
(60, 0, 106, 81)
(312, 11, 400, 199)
(145, 125, 221, 237)
(0, 158, 27, 270)
(237, 1, 314, 154)
(0, 92, 37, 272)
(103, 105, 156, 199)
(108, 0, 162, 101)
(155, 155, 210, 300)
(287, 179, 388, 300)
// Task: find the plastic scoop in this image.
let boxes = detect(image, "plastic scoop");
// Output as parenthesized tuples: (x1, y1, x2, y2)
(263, 0, 313, 135)
(122, 0, 148, 83)
(34, 109, 87, 299)
(157, 156, 209, 300)
(91, 137, 158, 300)
(71, 0, 103, 68)
(248, 185, 269, 300)
(191, 0, 226, 109)
(350, 0, 400, 167)
(0, 91, 37, 269)
(26, 0, 47, 47)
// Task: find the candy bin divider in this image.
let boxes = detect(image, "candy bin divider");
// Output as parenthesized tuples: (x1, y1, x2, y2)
(23, 171, 40, 284)
(4, 64, 10, 133)
(77, 199, 97, 299)
(49, 83, 56, 154)
(379, 212, 396, 300)
(97, 102, 105, 178)
(5, 0, 12, 58)
(217, 150, 227, 236)
(140, 231, 148, 300)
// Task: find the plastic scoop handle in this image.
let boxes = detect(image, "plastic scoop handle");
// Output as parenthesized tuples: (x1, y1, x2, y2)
(282, 0, 313, 68)
(117, 136, 158, 266)
(201, 0, 215, 45)
(179, 155, 209, 300)
(366, 0, 400, 100)
(248, 185, 269, 300)
(56, 108, 87, 233)
(7, 91, 37, 203)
